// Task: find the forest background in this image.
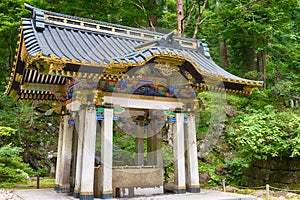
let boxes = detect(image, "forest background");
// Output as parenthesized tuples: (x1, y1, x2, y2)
(0, 0, 299, 187)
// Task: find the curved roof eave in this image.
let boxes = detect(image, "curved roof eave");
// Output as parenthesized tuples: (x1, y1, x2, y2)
(5, 4, 263, 100)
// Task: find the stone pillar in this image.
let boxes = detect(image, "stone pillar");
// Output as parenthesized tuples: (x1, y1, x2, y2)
(71, 119, 78, 192)
(136, 116, 144, 166)
(155, 114, 164, 168)
(156, 128, 163, 168)
(185, 113, 200, 193)
(100, 106, 113, 199)
(173, 110, 186, 194)
(147, 116, 157, 165)
(147, 114, 163, 167)
(60, 115, 74, 193)
(55, 118, 64, 192)
(80, 107, 97, 200)
(74, 108, 85, 198)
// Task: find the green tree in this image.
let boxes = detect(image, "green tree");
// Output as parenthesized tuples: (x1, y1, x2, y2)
(0, 0, 30, 89)
(0, 144, 34, 183)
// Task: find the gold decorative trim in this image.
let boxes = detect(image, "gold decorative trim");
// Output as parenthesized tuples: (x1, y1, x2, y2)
(15, 73, 23, 82)
(20, 40, 29, 63)
(79, 192, 93, 195)
(59, 184, 70, 189)
(174, 186, 186, 190)
(26, 48, 263, 88)
(101, 190, 113, 194)
(154, 57, 184, 69)
(5, 26, 24, 96)
(186, 185, 200, 188)
(21, 82, 64, 91)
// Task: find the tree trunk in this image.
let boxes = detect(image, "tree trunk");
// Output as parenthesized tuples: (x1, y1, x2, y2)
(219, 40, 229, 68)
(257, 50, 267, 89)
(176, 0, 184, 37)
(262, 49, 267, 89)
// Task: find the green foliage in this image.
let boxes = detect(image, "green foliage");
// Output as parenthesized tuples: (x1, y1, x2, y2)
(0, 177, 55, 189)
(0, 0, 298, 188)
(229, 106, 300, 159)
(198, 88, 300, 185)
(195, 0, 300, 91)
(224, 157, 251, 184)
(198, 160, 224, 186)
(0, 144, 22, 157)
(0, 94, 59, 171)
(0, 126, 16, 136)
(113, 131, 136, 166)
(221, 88, 300, 183)
(0, 144, 34, 183)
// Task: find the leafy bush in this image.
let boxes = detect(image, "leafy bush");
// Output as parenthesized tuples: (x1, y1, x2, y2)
(0, 126, 16, 136)
(0, 95, 59, 171)
(228, 106, 300, 159)
(0, 144, 34, 183)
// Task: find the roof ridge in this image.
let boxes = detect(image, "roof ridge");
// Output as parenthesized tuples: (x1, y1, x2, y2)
(24, 3, 206, 45)
(25, 4, 164, 36)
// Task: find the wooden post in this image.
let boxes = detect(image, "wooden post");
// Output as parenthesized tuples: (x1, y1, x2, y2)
(37, 174, 40, 189)
(222, 179, 226, 192)
(266, 184, 270, 200)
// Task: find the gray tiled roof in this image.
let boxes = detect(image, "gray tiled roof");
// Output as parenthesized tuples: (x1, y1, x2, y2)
(5, 4, 263, 101)
(21, 5, 262, 87)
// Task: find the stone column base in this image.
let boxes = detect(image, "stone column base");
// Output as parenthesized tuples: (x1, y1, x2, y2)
(100, 193, 113, 199)
(79, 192, 94, 200)
(174, 186, 186, 194)
(54, 184, 59, 192)
(73, 190, 80, 198)
(55, 184, 70, 193)
(186, 185, 200, 193)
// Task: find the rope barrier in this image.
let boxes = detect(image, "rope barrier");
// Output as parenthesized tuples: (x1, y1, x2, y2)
(269, 185, 300, 193)
(232, 184, 300, 193)
(232, 185, 265, 189)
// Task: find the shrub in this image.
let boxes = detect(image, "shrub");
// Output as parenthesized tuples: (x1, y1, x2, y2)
(0, 144, 34, 183)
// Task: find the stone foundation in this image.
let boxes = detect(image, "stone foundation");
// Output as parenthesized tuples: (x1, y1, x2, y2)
(242, 157, 300, 189)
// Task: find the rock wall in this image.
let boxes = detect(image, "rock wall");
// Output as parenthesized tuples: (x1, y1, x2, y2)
(242, 157, 300, 189)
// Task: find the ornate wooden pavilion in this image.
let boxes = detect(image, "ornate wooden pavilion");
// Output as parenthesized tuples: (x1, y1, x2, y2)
(5, 4, 263, 200)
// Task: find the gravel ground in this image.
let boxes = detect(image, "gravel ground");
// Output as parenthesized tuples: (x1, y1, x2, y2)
(0, 190, 23, 200)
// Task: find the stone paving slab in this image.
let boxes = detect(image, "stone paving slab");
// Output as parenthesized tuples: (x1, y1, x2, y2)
(14, 189, 74, 200)
(0, 189, 23, 200)
(14, 189, 256, 200)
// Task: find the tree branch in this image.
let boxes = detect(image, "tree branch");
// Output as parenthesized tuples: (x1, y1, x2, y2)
(192, 0, 208, 38)
(184, 0, 197, 30)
